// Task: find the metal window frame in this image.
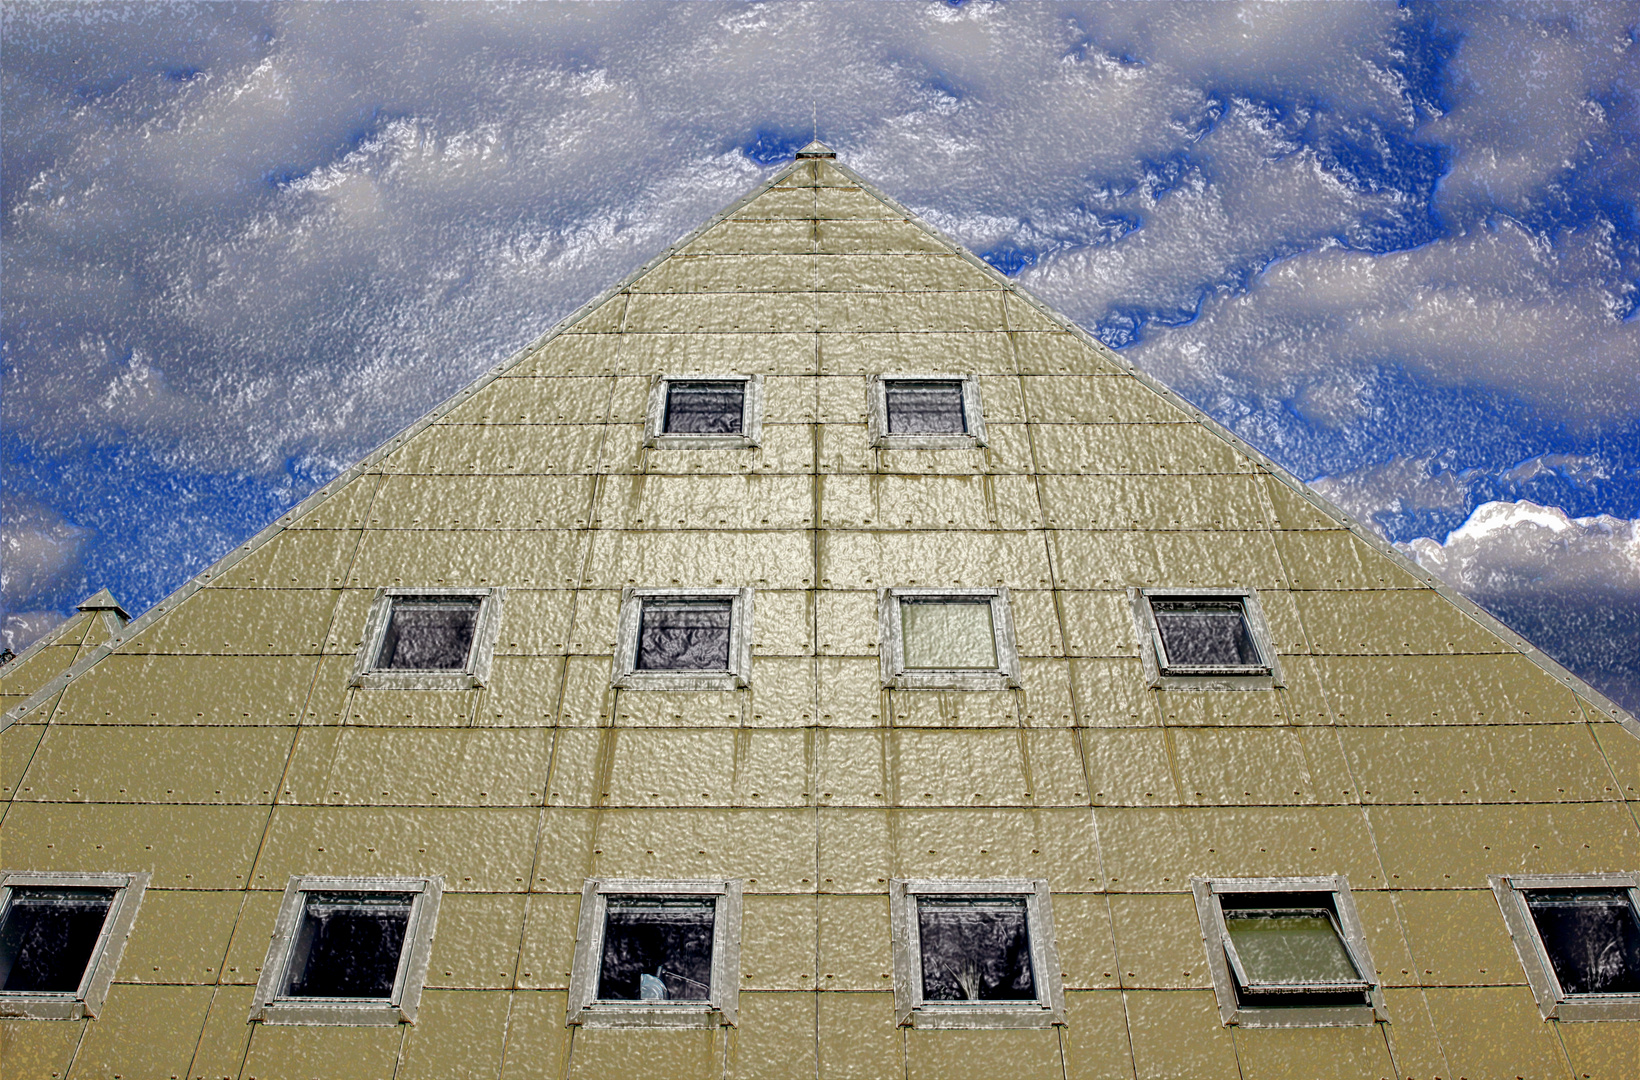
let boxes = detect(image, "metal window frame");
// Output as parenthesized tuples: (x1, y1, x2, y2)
(644, 374, 764, 449)
(867, 373, 987, 449)
(612, 587, 754, 691)
(567, 878, 743, 1028)
(350, 587, 505, 690)
(1130, 587, 1282, 690)
(0, 870, 149, 1020)
(889, 878, 1065, 1029)
(249, 875, 443, 1026)
(1192, 876, 1385, 1027)
(1491, 872, 1640, 1021)
(879, 587, 1020, 690)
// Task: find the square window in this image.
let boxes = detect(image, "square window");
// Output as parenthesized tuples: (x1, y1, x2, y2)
(890, 880, 1064, 1028)
(251, 876, 441, 1025)
(1194, 877, 1384, 1027)
(1492, 873, 1640, 1020)
(868, 374, 986, 448)
(645, 375, 762, 448)
(568, 879, 741, 1028)
(351, 588, 503, 690)
(1132, 587, 1280, 690)
(879, 588, 1019, 690)
(0, 872, 148, 1020)
(614, 588, 753, 690)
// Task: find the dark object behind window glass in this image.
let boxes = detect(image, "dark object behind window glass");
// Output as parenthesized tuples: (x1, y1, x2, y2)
(284, 892, 414, 999)
(597, 897, 716, 1002)
(665, 382, 744, 434)
(0, 888, 114, 993)
(918, 896, 1036, 1002)
(886, 381, 966, 435)
(376, 599, 480, 670)
(1153, 599, 1261, 667)
(1526, 889, 1640, 995)
(637, 600, 732, 671)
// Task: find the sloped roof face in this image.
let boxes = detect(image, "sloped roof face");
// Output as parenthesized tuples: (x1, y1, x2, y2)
(4, 153, 1637, 1077)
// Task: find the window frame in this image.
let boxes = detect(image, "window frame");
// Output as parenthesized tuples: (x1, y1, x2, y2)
(612, 587, 754, 691)
(867, 373, 987, 449)
(0, 870, 149, 1020)
(1491, 872, 1640, 1021)
(567, 878, 743, 1029)
(249, 875, 443, 1026)
(1130, 587, 1282, 690)
(879, 587, 1020, 691)
(644, 374, 763, 449)
(350, 587, 505, 690)
(1193, 876, 1385, 1027)
(889, 878, 1064, 1029)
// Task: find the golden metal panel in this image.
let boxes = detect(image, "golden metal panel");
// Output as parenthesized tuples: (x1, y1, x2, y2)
(815, 730, 887, 807)
(1, 724, 44, 801)
(440, 375, 616, 424)
(816, 291, 1007, 332)
(876, 423, 1036, 475)
(1370, 802, 1640, 889)
(566, 589, 620, 654)
(1021, 374, 1182, 424)
(116, 889, 241, 984)
(816, 992, 903, 1080)
(554, 656, 616, 727)
(1275, 529, 1423, 590)
(1152, 676, 1334, 728)
(1011, 331, 1122, 375)
(186, 985, 259, 1080)
(386, 422, 609, 476)
(1261, 476, 1344, 530)
(1341, 724, 1618, 804)
(1004, 294, 1070, 334)
(602, 728, 741, 806)
(817, 421, 875, 473)
(343, 685, 483, 729)
(424, 892, 526, 989)
(601, 474, 814, 530)
(818, 330, 1017, 376)
(240, 1019, 405, 1080)
(1230, 1023, 1397, 1080)
(681, 219, 815, 255)
(220, 890, 284, 984)
(626, 292, 820, 334)
(817, 253, 997, 291)
(814, 657, 884, 726)
(887, 808, 1099, 892)
(1006, 590, 1062, 657)
(1030, 422, 1249, 475)
(212, 527, 361, 588)
(1051, 893, 1121, 989)
(588, 530, 812, 588)
(560, 294, 627, 333)
(1121, 989, 1241, 1079)
(120, 587, 335, 655)
(904, 1026, 1064, 1080)
(348, 527, 588, 588)
(1590, 720, 1640, 800)
(491, 593, 574, 656)
(1108, 892, 1211, 989)
(2, 643, 86, 703)
(616, 331, 817, 375)
(568, 1025, 726, 1080)
(396, 990, 510, 1080)
(818, 894, 892, 990)
(0, 803, 265, 889)
(517, 892, 581, 989)
(816, 187, 901, 221)
(499, 991, 573, 1080)
(890, 729, 1030, 807)
(587, 808, 817, 893)
(818, 219, 949, 255)
(823, 474, 999, 529)
(751, 591, 812, 656)
(726, 992, 820, 1080)
(253, 806, 539, 892)
(71, 983, 214, 1079)
(19, 725, 291, 803)
(1420, 985, 1569, 1079)
(816, 374, 867, 423)
(0, 1013, 85, 1078)
(1061, 990, 1140, 1080)
(641, 420, 813, 475)
(747, 658, 818, 727)
(1038, 474, 1271, 530)
(741, 895, 819, 989)
(1068, 658, 1157, 726)
(811, 162, 858, 189)
(288, 472, 382, 530)
(610, 688, 748, 729)
(312, 728, 551, 805)
(1317, 654, 1584, 725)
(511, 334, 626, 377)
(1170, 727, 1357, 806)
(820, 530, 1050, 589)
(633, 254, 816, 293)
(1093, 806, 1383, 890)
(1350, 889, 1417, 988)
(1058, 591, 1141, 657)
(367, 475, 596, 529)
(1395, 889, 1525, 987)
(733, 186, 818, 219)
(1018, 658, 1076, 726)
(1082, 729, 1178, 806)
(1146, 530, 1291, 590)
(1298, 590, 1511, 655)
(1558, 1017, 1640, 1080)
(818, 808, 893, 893)
(765, 373, 817, 420)
(886, 688, 1021, 730)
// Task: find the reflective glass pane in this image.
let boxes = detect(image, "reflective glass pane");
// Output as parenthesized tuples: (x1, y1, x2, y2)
(918, 896, 1036, 1002)
(376, 598, 480, 671)
(885, 381, 965, 435)
(1152, 600, 1261, 668)
(637, 600, 732, 671)
(597, 896, 716, 1002)
(284, 892, 413, 999)
(664, 382, 744, 434)
(1526, 889, 1640, 995)
(0, 888, 115, 994)
(901, 600, 997, 670)
(1224, 908, 1362, 989)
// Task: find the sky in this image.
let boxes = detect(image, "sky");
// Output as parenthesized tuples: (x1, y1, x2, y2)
(3, 1, 1638, 710)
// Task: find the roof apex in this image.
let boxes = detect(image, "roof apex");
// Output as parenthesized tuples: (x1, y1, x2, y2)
(794, 139, 837, 159)
(76, 588, 129, 621)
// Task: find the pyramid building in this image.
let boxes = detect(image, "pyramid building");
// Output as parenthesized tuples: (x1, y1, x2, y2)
(4, 144, 1640, 1080)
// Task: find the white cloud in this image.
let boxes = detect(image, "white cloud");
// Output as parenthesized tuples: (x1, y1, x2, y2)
(1, 494, 91, 605)
(1399, 500, 1640, 598)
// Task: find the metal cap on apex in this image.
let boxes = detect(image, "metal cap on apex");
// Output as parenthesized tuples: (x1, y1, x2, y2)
(795, 140, 837, 159)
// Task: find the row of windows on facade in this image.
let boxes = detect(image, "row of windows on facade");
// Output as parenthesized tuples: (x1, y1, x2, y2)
(352, 586, 1279, 694)
(4, 870, 1638, 1029)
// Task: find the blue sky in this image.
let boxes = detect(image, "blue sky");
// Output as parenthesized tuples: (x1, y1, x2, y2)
(3, 2, 1638, 708)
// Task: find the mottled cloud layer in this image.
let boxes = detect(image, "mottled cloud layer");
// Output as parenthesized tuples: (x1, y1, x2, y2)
(3, 2, 1637, 706)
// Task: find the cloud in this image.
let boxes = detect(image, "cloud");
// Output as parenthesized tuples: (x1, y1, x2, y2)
(1, 492, 91, 606)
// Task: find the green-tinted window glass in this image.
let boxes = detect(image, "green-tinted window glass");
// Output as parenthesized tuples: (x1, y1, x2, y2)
(901, 600, 997, 670)
(1224, 908, 1363, 989)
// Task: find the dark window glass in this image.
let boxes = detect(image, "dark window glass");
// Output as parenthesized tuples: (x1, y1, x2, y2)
(664, 382, 744, 435)
(917, 895, 1036, 1002)
(375, 598, 480, 671)
(0, 887, 115, 994)
(1526, 889, 1640, 996)
(1218, 891, 1369, 1008)
(597, 896, 716, 1002)
(885, 381, 966, 435)
(637, 600, 732, 671)
(284, 892, 413, 999)
(1152, 599, 1262, 669)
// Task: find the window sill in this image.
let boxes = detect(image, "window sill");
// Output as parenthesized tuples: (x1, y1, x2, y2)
(350, 670, 484, 690)
(251, 1001, 410, 1026)
(646, 434, 760, 450)
(0, 995, 91, 1021)
(1226, 1003, 1383, 1028)
(871, 434, 986, 450)
(1150, 671, 1280, 691)
(612, 670, 747, 691)
(903, 1004, 1063, 1029)
(570, 1004, 731, 1029)
(885, 670, 1017, 691)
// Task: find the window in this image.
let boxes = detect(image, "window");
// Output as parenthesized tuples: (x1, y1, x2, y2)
(351, 588, 504, 690)
(0, 871, 148, 1020)
(1491, 873, 1640, 1020)
(868, 374, 986, 449)
(613, 587, 753, 690)
(250, 876, 441, 1025)
(1193, 876, 1384, 1027)
(645, 374, 763, 448)
(567, 879, 742, 1028)
(1131, 587, 1281, 690)
(879, 587, 1020, 690)
(890, 879, 1064, 1028)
